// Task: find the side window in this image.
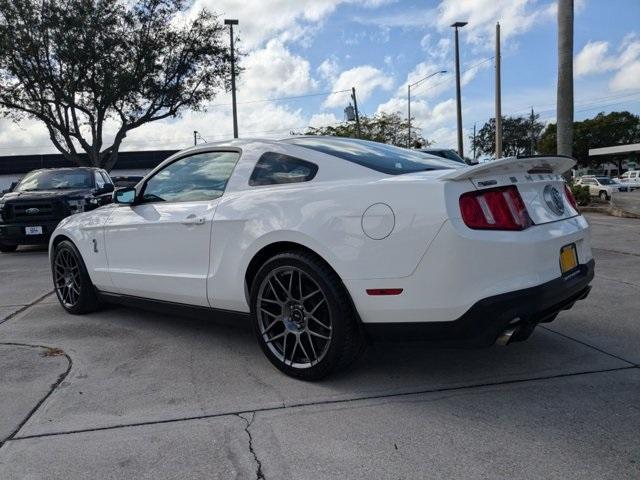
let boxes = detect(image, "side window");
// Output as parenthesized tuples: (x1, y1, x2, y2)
(94, 171, 105, 189)
(249, 152, 318, 186)
(631, 172, 638, 179)
(142, 151, 240, 203)
(100, 171, 112, 186)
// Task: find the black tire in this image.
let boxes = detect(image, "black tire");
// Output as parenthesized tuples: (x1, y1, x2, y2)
(0, 243, 18, 253)
(599, 191, 609, 201)
(51, 240, 102, 314)
(250, 251, 363, 380)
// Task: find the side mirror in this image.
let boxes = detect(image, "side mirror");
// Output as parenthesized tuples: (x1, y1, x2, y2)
(113, 187, 137, 205)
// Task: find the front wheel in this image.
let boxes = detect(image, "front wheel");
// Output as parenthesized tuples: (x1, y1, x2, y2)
(52, 240, 102, 314)
(250, 251, 363, 380)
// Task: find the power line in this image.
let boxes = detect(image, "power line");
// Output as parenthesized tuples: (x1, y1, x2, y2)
(201, 89, 351, 109)
(411, 56, 495, 95)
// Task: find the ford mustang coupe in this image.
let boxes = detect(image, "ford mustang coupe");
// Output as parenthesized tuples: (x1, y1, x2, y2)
(49, 137, 594, 379)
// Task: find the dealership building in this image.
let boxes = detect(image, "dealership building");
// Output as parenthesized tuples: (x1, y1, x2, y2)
(0, 150, 178, 190)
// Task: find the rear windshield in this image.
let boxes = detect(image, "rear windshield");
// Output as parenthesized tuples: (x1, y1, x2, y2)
(15, 170, 93, 191)
(284, 137, 461, 175)
(421, 149, 466, 163)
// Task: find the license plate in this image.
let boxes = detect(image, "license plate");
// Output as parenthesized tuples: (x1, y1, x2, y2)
(560, 243, 578, 274)
(25, 226, 43, 235)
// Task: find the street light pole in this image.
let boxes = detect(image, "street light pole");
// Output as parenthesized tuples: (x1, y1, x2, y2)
(407, 84, 411, 147)
(451, 21, 468, 158)
(495, 22, 502, 159)
(225, 19, 239, 139)
(407, 70, 447, 148)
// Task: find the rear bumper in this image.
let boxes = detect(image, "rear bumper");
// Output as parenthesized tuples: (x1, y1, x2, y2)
(364, 258, 594, 345)
(0, 220, 61, 245)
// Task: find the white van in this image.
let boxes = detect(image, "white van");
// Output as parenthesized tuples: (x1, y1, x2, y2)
(618, 171, 640, 190)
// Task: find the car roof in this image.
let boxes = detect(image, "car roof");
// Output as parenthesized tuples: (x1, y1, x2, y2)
(28, 167, 102, 173)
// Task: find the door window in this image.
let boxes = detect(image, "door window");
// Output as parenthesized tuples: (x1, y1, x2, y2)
(94, 171, 105, 189)
(142, 151, 240, 203)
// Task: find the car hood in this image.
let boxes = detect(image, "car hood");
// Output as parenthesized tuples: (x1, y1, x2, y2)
(1, 189, 93, 201)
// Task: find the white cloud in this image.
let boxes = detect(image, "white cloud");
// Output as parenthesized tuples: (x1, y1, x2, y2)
(574, 33, 640, 92)
(575, 41, 612, 76)
(323, 65, 393, 108)
(309, 112, 341, 127)
(317, 57, 340, 82)
(241, 39, 317, 99)
(185, 0, 339, 49)
(436, 0, 555, 48)
(187, 0, 396, 50)
(610, 61, 640, 92)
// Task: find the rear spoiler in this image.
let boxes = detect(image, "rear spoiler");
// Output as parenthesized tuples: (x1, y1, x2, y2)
(441, 155, 576, 181)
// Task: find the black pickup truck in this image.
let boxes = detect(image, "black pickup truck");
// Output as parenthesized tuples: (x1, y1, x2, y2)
(0, 167, 114, 252)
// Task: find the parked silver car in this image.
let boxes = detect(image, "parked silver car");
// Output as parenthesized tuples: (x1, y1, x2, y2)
(576, 176, 628, 200)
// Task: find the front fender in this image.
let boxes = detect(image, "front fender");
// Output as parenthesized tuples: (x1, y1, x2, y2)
(49, 206, 116, 289)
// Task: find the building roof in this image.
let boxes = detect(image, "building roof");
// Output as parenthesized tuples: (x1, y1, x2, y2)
(0, 150, 179, 175)
(589, 143, 640, 156)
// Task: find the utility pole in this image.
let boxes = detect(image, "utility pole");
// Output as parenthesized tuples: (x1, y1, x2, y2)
(225, 19, 239, 139)
(495, 22, 502, 159)
(472, 123, 477, 161)
(194, 131, 197, 146)
(530, 107, 536, 155)
(351, 87, 361, 138)
(451, 21, 468, 158)
(407, 84, 411, 148)
(557, 0, 574, 156)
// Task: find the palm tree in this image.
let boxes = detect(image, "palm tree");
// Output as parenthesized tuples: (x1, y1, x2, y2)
(557, 0, 574, 157)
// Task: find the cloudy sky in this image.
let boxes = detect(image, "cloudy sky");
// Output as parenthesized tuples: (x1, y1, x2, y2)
(1, 0, 639, 157)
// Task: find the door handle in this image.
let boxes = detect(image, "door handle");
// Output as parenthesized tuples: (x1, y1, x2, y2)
(182, 215, 206, 225)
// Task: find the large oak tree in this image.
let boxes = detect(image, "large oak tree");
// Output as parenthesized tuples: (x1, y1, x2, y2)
(304, 112, 431, 149)
(472, 114, 545, 159)
(0, 0, 236, 169)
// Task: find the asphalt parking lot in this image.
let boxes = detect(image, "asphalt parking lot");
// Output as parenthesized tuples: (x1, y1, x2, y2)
(0, 212, 638, 479)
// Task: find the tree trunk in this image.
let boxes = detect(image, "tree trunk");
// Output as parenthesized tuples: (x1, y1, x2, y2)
(557, 0, 574, 157)
(103, 150, 119, 172)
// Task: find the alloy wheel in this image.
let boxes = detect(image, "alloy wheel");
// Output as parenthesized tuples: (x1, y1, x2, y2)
(53, 248, 81, 308)
(256, 266, 333, 369)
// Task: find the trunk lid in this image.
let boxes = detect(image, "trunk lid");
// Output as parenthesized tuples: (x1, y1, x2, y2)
(442, 156, 578, 225)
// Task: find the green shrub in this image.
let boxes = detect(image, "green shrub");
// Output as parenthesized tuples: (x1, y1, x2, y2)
(570, 184, 591, 206)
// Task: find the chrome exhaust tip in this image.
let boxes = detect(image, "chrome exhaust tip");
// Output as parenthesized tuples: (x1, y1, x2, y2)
(496, 326, 518, 346)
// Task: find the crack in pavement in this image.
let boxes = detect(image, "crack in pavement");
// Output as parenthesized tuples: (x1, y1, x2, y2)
(6, 365, 637, 444)
(595, 274, 640, 288)
(540, 326, 639, 367)
(591, 247, 640, 258)
(0, 342, 72, 450)
(237, 412, 266, 480)
(0, 291, 54, 326)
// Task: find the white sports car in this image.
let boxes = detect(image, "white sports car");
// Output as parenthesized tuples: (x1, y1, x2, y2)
(49, 137, 594, 379)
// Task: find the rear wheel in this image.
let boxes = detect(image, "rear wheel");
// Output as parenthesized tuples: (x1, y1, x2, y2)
(599, 191, 609, 201)
(52, 240, 101, 314)
(250, 251, 363, 380)
(0, 243, 18, 253)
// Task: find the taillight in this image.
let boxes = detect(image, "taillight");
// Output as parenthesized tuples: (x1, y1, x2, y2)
(459, 186, 532, 230)
(564, 184, 578, 210)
